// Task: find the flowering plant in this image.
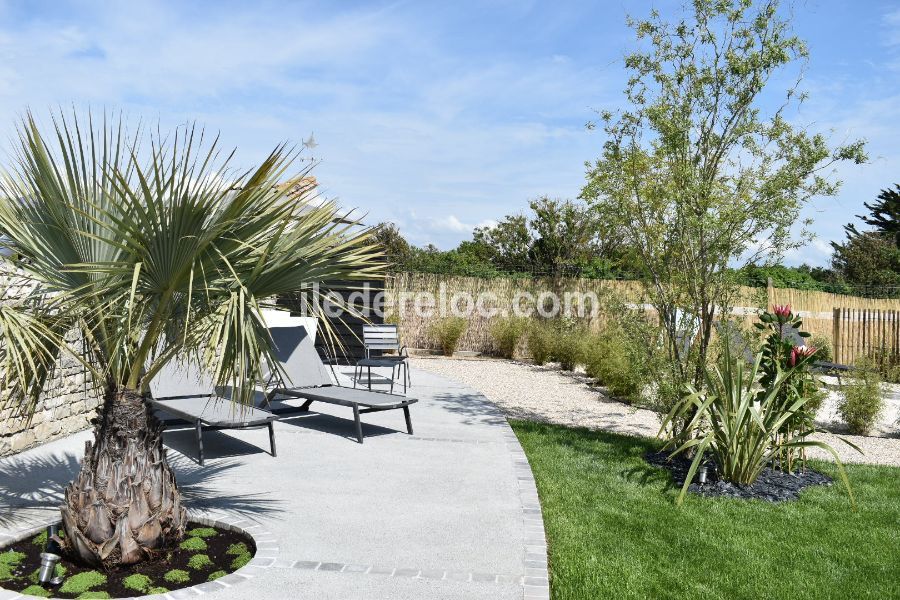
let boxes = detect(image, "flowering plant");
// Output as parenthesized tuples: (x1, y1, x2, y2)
(755, 305, 822, 471)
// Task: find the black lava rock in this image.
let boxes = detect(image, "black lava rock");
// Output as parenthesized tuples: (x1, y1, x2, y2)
(645, 451, 832, 503)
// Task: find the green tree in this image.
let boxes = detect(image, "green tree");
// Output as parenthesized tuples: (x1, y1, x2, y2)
(844, 185, 900, 247)
(372, 222, 412, 268)
(581, 0, 866, 390)
(473, 197, 622, 276)
(473, 214, 530, 271)
(831, 185, 900, 290)
(528, 197, 602, 276)
(831, 231, 900, 289)
(0, 113, 382, 567)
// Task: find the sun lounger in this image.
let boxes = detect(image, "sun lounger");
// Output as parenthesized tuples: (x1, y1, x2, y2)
(263, 325, 418, 443)
(149, 360, 279, 465)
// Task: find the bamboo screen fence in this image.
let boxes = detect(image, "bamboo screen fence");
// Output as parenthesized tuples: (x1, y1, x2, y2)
(832, 309, 900, 366)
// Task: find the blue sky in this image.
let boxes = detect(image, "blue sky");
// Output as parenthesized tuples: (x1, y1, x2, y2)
(0, 0, 898, 266)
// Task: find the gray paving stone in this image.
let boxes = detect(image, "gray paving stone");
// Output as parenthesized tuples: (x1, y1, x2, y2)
(419, 569, 445, 579)
(471, 572, 498, 583)
(218, 573, 251, 586)
(368, 566, 394, 576)
(393, 568, 419, 577)
(342, 564, 369, 573)
(293, 560, 320, 570)
(234, 565, 268, 577)
(271, 559, 295, 568)
(196, 581, 227, 593)
(318, 562, 345, 572)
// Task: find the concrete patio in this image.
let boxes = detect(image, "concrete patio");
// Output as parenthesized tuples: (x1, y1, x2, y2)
(0, 368, 549, 600)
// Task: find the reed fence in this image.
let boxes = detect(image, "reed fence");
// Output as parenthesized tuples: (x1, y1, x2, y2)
(385, 272, 900, 358)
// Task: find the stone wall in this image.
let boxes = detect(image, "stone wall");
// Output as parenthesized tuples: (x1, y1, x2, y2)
(0, 347, 102, 457)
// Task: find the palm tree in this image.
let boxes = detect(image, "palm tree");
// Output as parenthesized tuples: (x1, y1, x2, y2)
(0, 112, 384, 567)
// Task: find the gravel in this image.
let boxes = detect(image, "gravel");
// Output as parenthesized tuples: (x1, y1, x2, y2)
(411, 356, 900, 467)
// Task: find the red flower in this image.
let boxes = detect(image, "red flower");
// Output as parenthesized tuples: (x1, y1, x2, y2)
(773, 304, 791, 318)
(789, 345, 817, 366)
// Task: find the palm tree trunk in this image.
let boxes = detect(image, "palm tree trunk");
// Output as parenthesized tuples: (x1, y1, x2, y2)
(60, 387, 186, 567)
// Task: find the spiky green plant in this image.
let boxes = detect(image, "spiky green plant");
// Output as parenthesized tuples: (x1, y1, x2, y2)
(0, 111, 383, 567)
(659, 345, 858, 506)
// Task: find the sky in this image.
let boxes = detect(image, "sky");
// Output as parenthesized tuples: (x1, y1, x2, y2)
(0, 0, 898, 267)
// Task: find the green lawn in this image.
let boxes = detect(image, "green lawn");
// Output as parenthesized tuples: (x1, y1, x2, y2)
(510, 420, 900, 600)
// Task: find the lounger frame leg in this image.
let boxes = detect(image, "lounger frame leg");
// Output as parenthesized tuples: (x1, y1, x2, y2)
(353, 404, 364, 444)
(402, 362, 408, 394)
(367, 365, 373, 391)
(390, 364, 396, 394)
(194, 420, 204, 466)
(403, 405, 413, 435)
(268, 421, 277, 457)
(353, 364, 359, 388)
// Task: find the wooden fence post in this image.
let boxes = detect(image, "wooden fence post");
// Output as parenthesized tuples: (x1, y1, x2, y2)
(833, 307, 841, 365)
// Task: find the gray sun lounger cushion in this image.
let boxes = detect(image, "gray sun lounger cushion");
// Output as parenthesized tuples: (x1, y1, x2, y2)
(276, 385, 412, 410)
(150, 397, 277, 428)
(265, 325, 417, 443)
(149, 358, 278, 465)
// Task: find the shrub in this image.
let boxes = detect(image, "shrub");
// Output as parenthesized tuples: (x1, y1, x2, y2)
(0, 549, 24, 580)
(0, 550, 25, 565)
(230, 552, 252, 570)
(661, 345, 854, 506)
(208, 570, 227, 581)
(428, 317, 467, 356)
(810, 335, 833, 363)
(187, 527, 218, 538)
(839, 359, 884, 435)
(179, 536, 207, 551)
(31, 530, 47, 547)
(188, 554, 213, 570)
(20, 585, 51, 598)
(148, 587, 169, 594)
(164, 569, 190, 584)
(76, 592, 110, 599)
(59, 571, 107, 595)
(549, 321, 586, 371)
(526, 322, 553, 365)
(123, 574, 152, 593)
(490, 317, 527, 359)
(582, 327, 646, 402)
(755, 307, 826, 471)
(226, 542, 249, 556)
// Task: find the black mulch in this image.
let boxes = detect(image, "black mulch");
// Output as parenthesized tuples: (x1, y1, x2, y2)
(0, 521, 255, 598)
(645, 451, 833, 503)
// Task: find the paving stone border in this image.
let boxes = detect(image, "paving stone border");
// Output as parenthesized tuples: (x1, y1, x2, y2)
(0, 511, 277, 600)
(499, 424, 550, 600)
(268, 558, 525, 584)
